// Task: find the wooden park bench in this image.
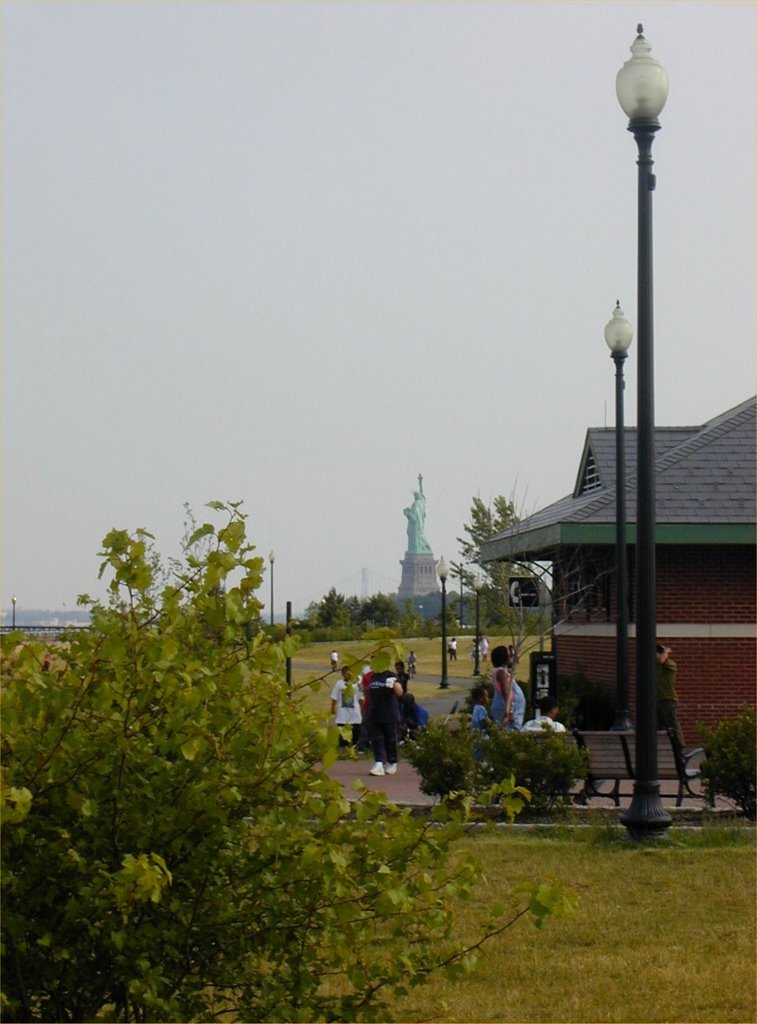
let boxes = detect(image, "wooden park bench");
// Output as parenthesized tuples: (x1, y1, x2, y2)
(572, 728, 707, 807)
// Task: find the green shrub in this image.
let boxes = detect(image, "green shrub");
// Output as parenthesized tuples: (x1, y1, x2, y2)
(476, 730, 588, 811)
(556, 668, 615, 730)
(362, 626, 398, 642)
(1, 504, 571, 1022)
(699, 707, 756, 820)
(310, 624, 363, 642)
(407, 721, 588, 811)
(405, 721, 476, 798)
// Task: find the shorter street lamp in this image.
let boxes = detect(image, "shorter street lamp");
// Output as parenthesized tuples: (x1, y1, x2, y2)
(12, 595, 17, 630)
(473, 576, 484, 677)
(605, 301, 634, 732)
(438, 556, 449, 689)
(285, 600, 292, 693)
(268, 551, 275, 627)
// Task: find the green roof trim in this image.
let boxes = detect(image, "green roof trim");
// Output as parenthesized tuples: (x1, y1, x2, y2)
(482, 398, 756, 562)
(482, 522, 755, 562)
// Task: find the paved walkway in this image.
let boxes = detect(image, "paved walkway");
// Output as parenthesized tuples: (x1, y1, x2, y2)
(327, 755, 437, 807)
(313, 663, 738, 817)
(325, 749, 733, 815)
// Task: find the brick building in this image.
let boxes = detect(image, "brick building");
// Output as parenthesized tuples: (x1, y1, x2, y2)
(480, 397, 756, 744)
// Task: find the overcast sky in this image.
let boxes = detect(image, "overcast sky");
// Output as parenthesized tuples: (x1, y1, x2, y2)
(2, 0, 755, 618)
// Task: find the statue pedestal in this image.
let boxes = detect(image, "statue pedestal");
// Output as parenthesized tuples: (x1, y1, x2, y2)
(398, 553, 439, 600)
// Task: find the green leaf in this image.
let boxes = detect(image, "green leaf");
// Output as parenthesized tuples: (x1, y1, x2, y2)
(188, 523, 215, 546)
(371, 650, 392, 673)
(180, 736, 204, 761)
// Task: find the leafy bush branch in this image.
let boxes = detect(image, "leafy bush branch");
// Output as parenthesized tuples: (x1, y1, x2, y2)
(1, 502, 574, 1022)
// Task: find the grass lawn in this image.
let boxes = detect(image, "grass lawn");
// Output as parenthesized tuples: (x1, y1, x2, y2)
(290, 636, 549, 714)
(390, 827, 756, 1023)
(290, 639, 755, 1021)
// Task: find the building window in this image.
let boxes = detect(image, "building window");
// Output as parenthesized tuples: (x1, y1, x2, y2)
(579, 452, 602, 494)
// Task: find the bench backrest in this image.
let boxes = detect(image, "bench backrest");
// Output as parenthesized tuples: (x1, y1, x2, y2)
(529, 732, 577, 749)
(573, 730, 633, 778)
(623, 730, 681, 780)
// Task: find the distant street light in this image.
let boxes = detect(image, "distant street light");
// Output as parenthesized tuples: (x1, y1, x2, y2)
(615, 24, 671, 839)
(605, 301, 634, 732)
(12, 594, 17, 630)
(285, 600, 292, 693)
(473, 576, 484, 676)
(269, 551, 275, 627)
(438, 557, 449, 689)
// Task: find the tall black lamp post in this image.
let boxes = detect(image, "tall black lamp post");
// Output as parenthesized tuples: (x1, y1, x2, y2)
(12, 594, 17, 630)
(268, 551, 275, 627)
(605, 301, 634, 732)
(473, 575, 483, 677)
(615, 25, 671, 839)
(438, 556, 449, 689)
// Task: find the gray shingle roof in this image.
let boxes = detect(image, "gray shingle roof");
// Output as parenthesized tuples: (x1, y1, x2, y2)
(482, 397, 756, 559)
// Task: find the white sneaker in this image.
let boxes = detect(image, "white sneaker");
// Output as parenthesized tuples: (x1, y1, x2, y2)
(369, 763, 385, 776)
(385, 763, 397, 775)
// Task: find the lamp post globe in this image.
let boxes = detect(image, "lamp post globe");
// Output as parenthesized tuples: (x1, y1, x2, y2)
(473, 576, 484, 677)
(12, 594, 17, 630)
(615, 26, 669, 124)
(438, 556, 449, 689)
(605, 301, 633, 355)
(616, 26, 672, 839)
(605, 302, 634, 733)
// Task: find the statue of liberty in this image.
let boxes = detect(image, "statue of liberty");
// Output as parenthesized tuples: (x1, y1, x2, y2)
(404, 474, 432, 554)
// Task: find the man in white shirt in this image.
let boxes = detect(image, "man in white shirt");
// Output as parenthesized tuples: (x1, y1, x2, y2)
(330, 666, 363, 747)
(522, 696, 566, 733)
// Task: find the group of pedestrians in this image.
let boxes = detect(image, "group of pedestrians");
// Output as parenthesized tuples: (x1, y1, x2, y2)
(469, 634, 490, 665)
(331, 638, 688, 784)
(329, 659, 428, 777)
(471, 644, 566, 740)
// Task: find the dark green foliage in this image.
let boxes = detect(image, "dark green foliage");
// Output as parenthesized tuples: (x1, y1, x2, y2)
(457, 496, 519, 629)
(408, 721, 588, 811)
(476, 730, 589, 811)
(307, 586, 354, 630)
(405, 720, 476, 798)
(556, 668, 615, 730)
(360, 594, 400, 629)
(699, 706, 756, 820)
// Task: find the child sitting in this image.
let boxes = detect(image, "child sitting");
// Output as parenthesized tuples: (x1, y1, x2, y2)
(400, 691, 429, 742)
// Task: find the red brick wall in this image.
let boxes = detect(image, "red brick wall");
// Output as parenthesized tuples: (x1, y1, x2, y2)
(555, 544, 756, 625)
(655, 546, 755, 623)
(554, 543, 756, 742)
(557, 635, 756, 744)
